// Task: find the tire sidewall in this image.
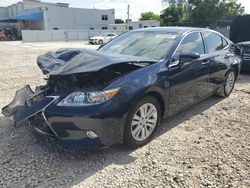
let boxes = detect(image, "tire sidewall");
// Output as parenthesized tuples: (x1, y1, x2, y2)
(98, 40, 103, 45)
(223, 68, 236, 97)
(124, 96, 161, 148)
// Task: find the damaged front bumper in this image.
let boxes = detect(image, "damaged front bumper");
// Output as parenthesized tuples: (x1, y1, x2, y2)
(2, 85, 125, 148)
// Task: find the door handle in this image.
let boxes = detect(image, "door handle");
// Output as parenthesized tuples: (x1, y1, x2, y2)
(201, 60, 209, 65)
(225, 53, 233, 59)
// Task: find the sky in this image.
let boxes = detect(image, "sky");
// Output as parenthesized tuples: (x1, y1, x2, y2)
(0, 0, 250, 21)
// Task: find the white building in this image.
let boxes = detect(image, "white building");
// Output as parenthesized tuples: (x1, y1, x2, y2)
(0, 0, 160, 42)
(0, 0, 115, 31)
(0, 7, 10, 29)
(110, 20, 160, 32)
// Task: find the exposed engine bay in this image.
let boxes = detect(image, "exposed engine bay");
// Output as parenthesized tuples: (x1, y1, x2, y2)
(48, 62, 149, 92)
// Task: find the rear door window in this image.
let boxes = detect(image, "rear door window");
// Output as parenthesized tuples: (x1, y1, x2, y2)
(204, 32, 224, 52)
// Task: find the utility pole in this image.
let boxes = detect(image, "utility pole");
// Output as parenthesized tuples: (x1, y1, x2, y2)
(127, 4, 130, 23)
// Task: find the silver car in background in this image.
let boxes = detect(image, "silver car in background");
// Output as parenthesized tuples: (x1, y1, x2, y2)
(89, 33, 117, 45)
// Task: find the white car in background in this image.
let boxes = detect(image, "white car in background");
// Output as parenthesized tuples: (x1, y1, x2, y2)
(89, 33, 117, 45)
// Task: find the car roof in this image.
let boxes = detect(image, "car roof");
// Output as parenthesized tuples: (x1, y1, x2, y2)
(132, 27, 209, 34)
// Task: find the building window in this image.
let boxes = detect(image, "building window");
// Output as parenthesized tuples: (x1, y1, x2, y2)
(53, 28, 59, 30)
(129, 26, 133, 30)
(144, 26, 148, 28)
(139, 24, 143, 28)
(90, 27, 94, 30)
(102, 27, 108, 30)
(102, 15, 108, 21)
(113, 27, 116, 30)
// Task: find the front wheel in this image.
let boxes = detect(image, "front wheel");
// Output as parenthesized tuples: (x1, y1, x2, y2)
(98, 40, 103, 45)
(216, 68, 236, 97)
(124, 96, 161, 148)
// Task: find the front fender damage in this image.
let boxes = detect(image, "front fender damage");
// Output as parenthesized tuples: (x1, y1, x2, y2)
(2, 85, 55, 125)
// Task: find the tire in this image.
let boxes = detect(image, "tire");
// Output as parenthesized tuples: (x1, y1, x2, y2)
(124, 96, 161, 148)
(216, 68, 237, 97)
(98, 40, 103, 45)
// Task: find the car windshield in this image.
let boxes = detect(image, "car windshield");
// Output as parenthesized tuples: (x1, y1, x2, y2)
(99, 31, 177, 60)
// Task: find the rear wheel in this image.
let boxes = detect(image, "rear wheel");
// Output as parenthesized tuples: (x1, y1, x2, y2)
(124, 96, 161, 148)
(216, 68, 236, 97)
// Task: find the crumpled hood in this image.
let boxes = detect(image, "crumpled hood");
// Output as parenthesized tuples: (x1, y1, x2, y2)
(37, 49, 157, 75)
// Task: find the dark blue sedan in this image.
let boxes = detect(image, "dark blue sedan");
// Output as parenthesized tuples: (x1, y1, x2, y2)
(2, 27, 241, 148)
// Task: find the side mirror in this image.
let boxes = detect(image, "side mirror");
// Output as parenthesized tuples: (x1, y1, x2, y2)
(179, 51, 200, 65)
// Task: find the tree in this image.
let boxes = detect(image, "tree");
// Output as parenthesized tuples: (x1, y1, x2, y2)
(160, 4, 184, 25)
(115, 19, 125, 24)
(162, 0, 190, 20)
(139, 12, 161, 21)
(188, 0, 245, 26)
(162, 0, 187, 5)
(220, 0, 245, 20)
(188, 0, 220, 26)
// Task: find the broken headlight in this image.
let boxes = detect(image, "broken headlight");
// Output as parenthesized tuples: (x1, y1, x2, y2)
(57, 88, 120, 106)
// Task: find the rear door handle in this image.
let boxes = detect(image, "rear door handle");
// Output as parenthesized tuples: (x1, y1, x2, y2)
(201, 60, 209, 65)
(225, 53, 233, 59)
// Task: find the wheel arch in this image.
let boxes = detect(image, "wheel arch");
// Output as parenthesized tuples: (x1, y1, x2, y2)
(120, 86, 169, 143)
(231, 64, 239, 78)
(122, 89, 167, 147)
(143, 91, 166, 119)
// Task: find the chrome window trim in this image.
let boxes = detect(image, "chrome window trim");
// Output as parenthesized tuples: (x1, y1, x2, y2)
(169, 30, 231, 68)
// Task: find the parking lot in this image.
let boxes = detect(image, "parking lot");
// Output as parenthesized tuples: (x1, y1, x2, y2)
(0, 41, 249, 188)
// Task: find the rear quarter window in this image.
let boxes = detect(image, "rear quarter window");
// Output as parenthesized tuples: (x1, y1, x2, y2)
(204, 32, 224, 52)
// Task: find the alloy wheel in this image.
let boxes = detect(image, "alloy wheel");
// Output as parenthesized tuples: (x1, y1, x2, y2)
(131, 103, 158, 142)
(225, 71, 235, 95)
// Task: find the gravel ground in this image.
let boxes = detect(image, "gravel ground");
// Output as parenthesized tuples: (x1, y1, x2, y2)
(0, 41, 249, 188)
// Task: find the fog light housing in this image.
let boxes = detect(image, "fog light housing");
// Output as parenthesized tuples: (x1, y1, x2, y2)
(86, 131, 98, 139)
